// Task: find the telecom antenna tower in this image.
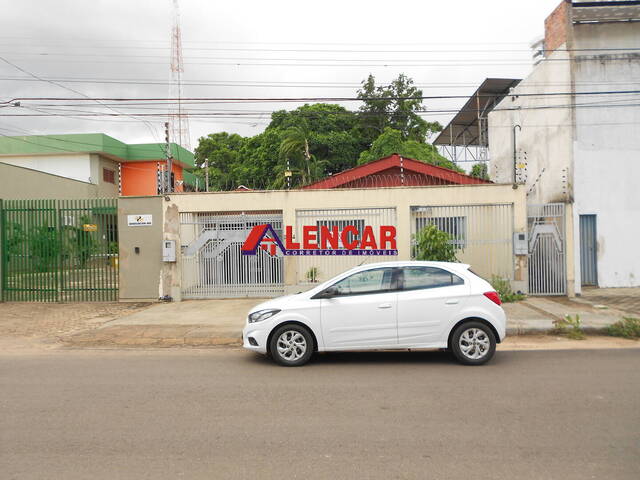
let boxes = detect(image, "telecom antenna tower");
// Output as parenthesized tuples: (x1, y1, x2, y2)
(169, 0, 191, 151)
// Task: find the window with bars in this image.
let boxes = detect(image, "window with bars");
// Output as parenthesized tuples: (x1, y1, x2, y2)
(102, 168, 115, 184)
(316, 219, 365, 247)
(415, 216, 467, 248)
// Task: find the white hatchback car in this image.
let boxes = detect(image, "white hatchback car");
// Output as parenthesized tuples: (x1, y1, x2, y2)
(243, 261, 506, 366)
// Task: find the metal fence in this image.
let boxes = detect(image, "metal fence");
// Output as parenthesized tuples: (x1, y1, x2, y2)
(0, 198, 118, 302)
(295, 207, 398, 285)
(180, 211, 285, 298)
(410, 204, 514, 282)
(527, 203, 566, 295)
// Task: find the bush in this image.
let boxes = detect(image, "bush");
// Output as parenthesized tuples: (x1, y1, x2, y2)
(490, 276, 525, 303)
(305, 266, 319, 283)
(553, 314, 586, 340)
(413, 224, 458, 262)
(606, 317, 640, 339)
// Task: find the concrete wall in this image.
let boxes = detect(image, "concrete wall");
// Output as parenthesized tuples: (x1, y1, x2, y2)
(155, 184, 528, 299)
(0, 154, 120, 200)
(570, 21, 640, 289)
(117, 196, 165, 301)
(0, 162, 98, 199)
(488, 47, 574, 204)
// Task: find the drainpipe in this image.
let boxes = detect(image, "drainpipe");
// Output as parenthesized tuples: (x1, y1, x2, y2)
(513, 124, 521, 184)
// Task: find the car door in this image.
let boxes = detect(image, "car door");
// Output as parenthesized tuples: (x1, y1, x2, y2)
(396, 266, 469, 346)
(320, 267, 399, 349)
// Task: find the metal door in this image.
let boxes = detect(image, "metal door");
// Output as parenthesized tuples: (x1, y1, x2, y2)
(579, 214, 598, 286)
(527, 203, 566, 295)
(180, 212, 284, 298)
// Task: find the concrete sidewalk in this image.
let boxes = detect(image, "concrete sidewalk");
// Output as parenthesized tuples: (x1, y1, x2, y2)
(60, 292, 639, 348)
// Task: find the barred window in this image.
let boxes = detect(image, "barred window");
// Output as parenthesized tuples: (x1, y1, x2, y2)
(103, 168, 115, 184)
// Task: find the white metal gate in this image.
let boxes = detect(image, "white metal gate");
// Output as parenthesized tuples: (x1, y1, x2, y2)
(180, 212, 284, 298)
(410, 204, 514, 281)
(295, 207, 397, 285)
(527, 203, 566, 295)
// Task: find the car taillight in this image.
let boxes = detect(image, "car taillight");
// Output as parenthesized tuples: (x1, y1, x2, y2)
(483, 291, 502, 305)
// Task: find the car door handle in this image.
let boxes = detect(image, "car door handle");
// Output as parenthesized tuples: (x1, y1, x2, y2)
(445, 299, 459, 305)
(378, 303, 392, 309)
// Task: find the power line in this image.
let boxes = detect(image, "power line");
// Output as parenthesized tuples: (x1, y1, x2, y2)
(3, 89, 640, 105)
(0, 55, 162, 142)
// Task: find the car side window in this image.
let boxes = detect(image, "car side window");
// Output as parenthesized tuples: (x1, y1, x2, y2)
(401, 267, 464, 291)
(331, 268, 394, 296)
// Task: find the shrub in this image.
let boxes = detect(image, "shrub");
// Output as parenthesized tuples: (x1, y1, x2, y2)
(606, 317, 640, 339)
(553, 314, 586, 340)
(490, 275, 525, 303)
(413, 224, 458, 262)
(305, 266, 319, 283)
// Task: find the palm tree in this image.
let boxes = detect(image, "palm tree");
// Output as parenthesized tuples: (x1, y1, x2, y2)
(279, 127, 315, 185)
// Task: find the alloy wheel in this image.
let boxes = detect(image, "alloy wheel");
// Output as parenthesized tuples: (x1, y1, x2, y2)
(458, 327, 491, 360)
(276, 330, 307, 361)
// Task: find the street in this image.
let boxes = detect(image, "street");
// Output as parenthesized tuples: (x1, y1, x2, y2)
(1, 348, 639, 479)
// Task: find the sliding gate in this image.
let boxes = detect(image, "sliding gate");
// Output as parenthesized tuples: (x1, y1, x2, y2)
(180, 212, 284, 298)
(0, 199, 118, 302)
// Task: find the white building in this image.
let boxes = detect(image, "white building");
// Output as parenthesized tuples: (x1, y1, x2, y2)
(488, 0, 640, 293)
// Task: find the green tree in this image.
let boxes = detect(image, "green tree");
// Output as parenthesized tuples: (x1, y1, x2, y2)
(357, 73, 442, 145)
(470, 163, 489, 180)
(413, 224, 458, 262)
(194, 132, 247, 190)
(358, 127, 463, 172)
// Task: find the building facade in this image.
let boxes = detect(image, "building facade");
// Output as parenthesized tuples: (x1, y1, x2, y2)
(0, 133, 196, 199)
(488, 0, 640, 291)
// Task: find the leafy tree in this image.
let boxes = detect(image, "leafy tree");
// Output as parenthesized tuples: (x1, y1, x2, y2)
(357, 74, 443, 145)
(470, 163, 489, 180)
(358, 127, 463, 172)
(192, 104, 364, 190)
(413, 224, 458, 262)
(194, 132, 247, 190)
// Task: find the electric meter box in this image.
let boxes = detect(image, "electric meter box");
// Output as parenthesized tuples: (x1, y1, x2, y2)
(513, 232, 528, 255)
(162, 240, 176, 262)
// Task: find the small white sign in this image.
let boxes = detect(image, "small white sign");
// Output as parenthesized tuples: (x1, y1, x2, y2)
(127, 214, 153, 227)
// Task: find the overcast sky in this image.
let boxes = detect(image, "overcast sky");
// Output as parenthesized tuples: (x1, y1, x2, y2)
(0, 0, 561, 148)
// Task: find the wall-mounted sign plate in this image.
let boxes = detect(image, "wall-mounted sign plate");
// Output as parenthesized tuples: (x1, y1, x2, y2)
(127, 214, 153, 227)
(83, 224, 98, 232)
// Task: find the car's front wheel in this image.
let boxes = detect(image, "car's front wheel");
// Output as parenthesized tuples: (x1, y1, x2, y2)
(269, 324, 314, 367)
(450, 321, 496, 365)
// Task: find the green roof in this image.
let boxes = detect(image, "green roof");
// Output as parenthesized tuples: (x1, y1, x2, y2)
(0, 133, 195, 169)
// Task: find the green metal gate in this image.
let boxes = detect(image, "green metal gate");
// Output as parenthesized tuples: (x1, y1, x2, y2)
(0, 199, 118, 302)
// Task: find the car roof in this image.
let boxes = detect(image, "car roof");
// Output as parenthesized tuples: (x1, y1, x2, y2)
(349, 261, 470, 273)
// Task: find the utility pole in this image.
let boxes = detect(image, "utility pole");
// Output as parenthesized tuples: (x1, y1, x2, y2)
(205, 157, 209, 192)
(165, 121, 173, 193)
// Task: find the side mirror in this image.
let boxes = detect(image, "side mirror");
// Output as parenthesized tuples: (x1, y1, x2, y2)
(318, 285, 340, 298)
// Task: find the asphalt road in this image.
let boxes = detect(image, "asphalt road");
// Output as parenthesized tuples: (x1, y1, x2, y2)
(1, 348, 639, 480)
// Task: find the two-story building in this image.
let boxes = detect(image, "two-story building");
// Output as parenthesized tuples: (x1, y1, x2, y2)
(0, 133, 196, 199)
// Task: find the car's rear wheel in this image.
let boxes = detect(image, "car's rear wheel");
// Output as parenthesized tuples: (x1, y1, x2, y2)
(269, 324, 314, 367)
(450, 321, 496, 365)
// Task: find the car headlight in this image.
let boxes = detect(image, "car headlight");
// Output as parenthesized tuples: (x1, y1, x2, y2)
(248, 309, 281, 323)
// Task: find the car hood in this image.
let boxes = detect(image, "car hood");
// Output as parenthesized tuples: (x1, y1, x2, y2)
(248, 294, 300, 314)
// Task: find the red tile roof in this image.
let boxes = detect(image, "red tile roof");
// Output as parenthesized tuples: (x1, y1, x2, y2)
(302, 154, 490, 189)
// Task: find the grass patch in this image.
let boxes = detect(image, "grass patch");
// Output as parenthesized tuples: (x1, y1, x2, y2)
(552, 314, 586, 340)
(606, 317, 640, 339)
(490, 276, 526, 303)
